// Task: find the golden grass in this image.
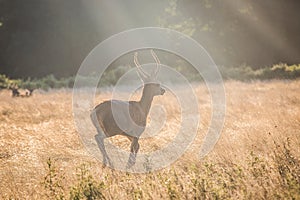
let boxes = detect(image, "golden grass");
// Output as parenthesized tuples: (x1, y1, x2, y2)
(0, 80, 300, 199)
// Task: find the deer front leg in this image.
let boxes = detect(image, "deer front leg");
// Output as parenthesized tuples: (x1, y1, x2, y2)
(126, 137, 140, 168)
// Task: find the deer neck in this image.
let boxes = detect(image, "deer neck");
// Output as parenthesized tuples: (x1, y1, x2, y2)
(139, 85, 154, 116)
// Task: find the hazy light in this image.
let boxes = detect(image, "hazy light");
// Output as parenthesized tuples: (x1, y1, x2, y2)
(226, 0, 298, 59)
(82, 0, 136, 35)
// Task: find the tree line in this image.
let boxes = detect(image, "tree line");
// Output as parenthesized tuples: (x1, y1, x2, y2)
(0, 0, 299, 78)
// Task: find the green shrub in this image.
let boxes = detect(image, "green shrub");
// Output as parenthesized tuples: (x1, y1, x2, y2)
(0, 74, 22, 89)
(43, 160, 106, 200)
(70, 164, 106, 200)
(0, 74, 9, 89)
(219, 63, 300, 81)
(99, 65, 131, 86)
(273, 138, 300, 199)
(1, 63, 299, 90)
(42, 158, 65, 200)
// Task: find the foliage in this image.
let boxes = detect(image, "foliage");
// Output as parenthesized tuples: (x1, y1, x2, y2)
(158, 0, 196, 37)
(219, 63, 300, 81)
(0, 74, 75, 91)
(1, 0, 300, 79)
(98, 65, 131, 86)
(43, 161, 105, 200)
(69, 164, 106, 200)
(1, 63, 300, 91)
(0, 74, 22, 89)
(42, 158, 65, 200)
(273, 138, 300, 199)
(157, 0, 300, 67)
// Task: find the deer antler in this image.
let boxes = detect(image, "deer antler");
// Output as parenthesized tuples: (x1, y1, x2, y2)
(150, 50, 161, 77)
(134, 52, 151, 79)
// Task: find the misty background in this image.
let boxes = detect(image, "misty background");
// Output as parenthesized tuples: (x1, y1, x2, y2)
(0, 0, 299, 78)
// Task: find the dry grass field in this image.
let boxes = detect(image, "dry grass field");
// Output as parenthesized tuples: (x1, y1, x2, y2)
(0, 80, 300, 199)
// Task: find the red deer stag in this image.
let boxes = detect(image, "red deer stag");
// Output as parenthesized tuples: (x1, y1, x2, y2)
(90, 50, 165, 168)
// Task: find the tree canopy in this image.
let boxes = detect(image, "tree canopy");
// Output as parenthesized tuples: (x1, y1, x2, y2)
(0, 0, 299, 78)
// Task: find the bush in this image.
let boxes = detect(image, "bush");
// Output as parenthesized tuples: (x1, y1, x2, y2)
(43, 159, 106, 200)
(99, 65, 131, 86)
(0, 74, 22, 89)
(220, 63, 300, 81)
(1, 63, 299, 90)
(70, 164, 106, 200)
(43, 158, 65, 200)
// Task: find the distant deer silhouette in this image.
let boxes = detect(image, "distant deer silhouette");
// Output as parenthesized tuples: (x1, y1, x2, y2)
(10, 87, 20, 97)
(90, 50, 165, 168)
(9, 84, 35, 97)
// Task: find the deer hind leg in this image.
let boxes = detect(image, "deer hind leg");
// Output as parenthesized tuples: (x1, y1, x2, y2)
(126, 136, 140, 169)
(95, 134, 113, 168)
(91, 111, 112, 167)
